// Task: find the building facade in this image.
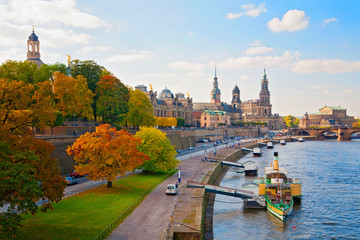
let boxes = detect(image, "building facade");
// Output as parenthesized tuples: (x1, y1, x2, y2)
(26, 27, 44, 67)
(299, 106, 357, 128)
(135, 85, 193, 126)
(200, 110, 230, 128)
(193, 69, 281, 129)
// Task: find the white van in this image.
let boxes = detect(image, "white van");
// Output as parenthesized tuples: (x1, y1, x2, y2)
(165, 184, 178, 195)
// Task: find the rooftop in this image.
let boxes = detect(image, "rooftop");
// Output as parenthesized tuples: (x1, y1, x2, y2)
(202, 110, 229, 116)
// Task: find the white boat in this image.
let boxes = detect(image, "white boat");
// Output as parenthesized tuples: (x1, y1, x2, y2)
(243, 161, 258, 176)
(253, 147, 263, 157)
(267, 142, 274, 149)
(280, 139, 286, 145)
(298, 137, 304, 142)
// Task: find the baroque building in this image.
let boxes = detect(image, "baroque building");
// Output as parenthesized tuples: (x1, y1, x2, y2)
(299, 106, 357, 128)
(194, 69, 281, 130)
(135, 85, 193, 126)
(26, 27, 44, 67)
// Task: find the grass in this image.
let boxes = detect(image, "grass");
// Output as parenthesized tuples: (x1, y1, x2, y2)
(16, 171, 175, 240)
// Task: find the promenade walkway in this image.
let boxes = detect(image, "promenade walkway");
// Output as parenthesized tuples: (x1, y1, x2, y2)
(107, 140, 257, 240)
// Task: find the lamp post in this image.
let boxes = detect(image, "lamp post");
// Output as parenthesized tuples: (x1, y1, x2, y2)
(178, 166, 181, 183)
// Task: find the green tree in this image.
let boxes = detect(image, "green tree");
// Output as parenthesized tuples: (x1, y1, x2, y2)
(135, 127, 179, 172)
(96, 75, 130, 124)
(126, 89, 156, 130)
(34, 63, 67, 83)
(70, 60, 105, 119)
(0, 128, 66, 237)
(176, 117, 185, 127)
(283, 115, 299, 128)
(0, 60, 38, 84)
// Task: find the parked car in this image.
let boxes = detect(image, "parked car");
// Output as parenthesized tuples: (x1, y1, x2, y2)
(65, 177, 78, 185)
(189, 147, 194, 150)
(165, 183, 178, 195)
(70, 171, 83, 178)
(213, 143, 218, 146)
(176, 149, 181, 153)
(200, 144, 206, 147)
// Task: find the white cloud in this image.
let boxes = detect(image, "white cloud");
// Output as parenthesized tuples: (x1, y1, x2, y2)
(226, 2, 266, 19)
(291, 59, 360, 73)
(343, 89, 355, 93)
(218, 51, 300, 70)
(249, 40, 263, 47)
(77, 45, 110, 54)
(188, 72, 206, 78)
(310, 85, 321, 89)
(105, 50, 152, 63)
(323, 17, 337, 26)
(267, 9, 309, 32)
(165, 61, 209, 71)
(245, 46, 274, 56)
(0, 0, 109, 28)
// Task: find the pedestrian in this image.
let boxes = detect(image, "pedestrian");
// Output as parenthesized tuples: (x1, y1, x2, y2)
(73, 129, 76, 136)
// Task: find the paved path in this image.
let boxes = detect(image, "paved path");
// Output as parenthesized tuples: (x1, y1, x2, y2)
(107, 155, 204, 240)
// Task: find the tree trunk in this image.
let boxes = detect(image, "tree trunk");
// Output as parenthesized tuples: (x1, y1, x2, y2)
(107, 181, 113, 188)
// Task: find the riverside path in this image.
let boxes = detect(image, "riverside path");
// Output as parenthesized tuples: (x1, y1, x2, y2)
(107, 140, 255, 240)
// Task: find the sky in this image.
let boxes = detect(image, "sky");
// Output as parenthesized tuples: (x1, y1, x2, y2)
(0, 0, 359, 117)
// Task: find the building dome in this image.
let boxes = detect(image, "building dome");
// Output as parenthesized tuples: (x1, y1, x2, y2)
(28, 30, 38, 41)
(159, 87, 174, 98)
(233, 84, 240, 93)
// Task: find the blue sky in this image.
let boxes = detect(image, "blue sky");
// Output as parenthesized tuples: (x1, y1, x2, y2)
(0, 0, 359, 117)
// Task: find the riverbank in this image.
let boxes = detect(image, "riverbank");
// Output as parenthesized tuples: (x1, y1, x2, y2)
(165, 141, 258, 239)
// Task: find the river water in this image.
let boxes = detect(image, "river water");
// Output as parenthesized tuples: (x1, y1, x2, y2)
(213, 139, 360, 240)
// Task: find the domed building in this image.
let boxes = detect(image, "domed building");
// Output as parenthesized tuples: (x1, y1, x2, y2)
(26, 27, 44, 67)
(135, 85, 193, 126)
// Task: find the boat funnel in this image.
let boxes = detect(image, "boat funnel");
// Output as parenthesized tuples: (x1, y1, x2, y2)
(273, 152, 279, 170)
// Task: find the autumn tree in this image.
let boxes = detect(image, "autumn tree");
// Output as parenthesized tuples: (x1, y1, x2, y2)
(96, 75, 130, 124)
(52, 72, 94, 120)
(135, 127, 179, 172)
(126, 89, 156, 130)
(156, 117, 177, 128)
(0, 79, 66, 236)
(352, 120, 360, 128)
(0, 129, 66, 237)
(283, 115, 299, 128)
(70, 59, 105, 119)
(67, 124, 149, 187)
(0, 79, 56, 134)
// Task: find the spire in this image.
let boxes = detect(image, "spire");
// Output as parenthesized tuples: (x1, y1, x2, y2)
(32, 25, 34, 33)
(214, 65, 217, 81)
(263, 68, 267, 79)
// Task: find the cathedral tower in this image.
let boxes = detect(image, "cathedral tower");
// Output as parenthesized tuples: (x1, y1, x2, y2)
(231, 84, 241, 109)
(258, 69, 272, 116)
(26, 26, 44, 67)
(210, 68, 221, 103)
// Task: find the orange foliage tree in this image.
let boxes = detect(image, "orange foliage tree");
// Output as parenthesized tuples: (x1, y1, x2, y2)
(67, 124, 149, 187)
(0, 79, 56, 134)
(52, 72, 94, 120)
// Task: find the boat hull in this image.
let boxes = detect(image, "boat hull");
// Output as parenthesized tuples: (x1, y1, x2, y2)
(253, 153, 262, 157)
(265, 194, 293, 221)
(266, 203, 293, 221)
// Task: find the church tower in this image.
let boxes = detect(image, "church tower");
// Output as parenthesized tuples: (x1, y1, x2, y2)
(258, 69, 272, 116)
(26, 26, 44, 68)
(210, 68, 221, 103)
(231, 84, 241, 109)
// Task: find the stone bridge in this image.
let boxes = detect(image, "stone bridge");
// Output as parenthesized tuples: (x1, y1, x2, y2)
(291, 127, 360, 141)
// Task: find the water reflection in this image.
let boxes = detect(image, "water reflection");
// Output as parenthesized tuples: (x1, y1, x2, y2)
(213, 140, 360, 239)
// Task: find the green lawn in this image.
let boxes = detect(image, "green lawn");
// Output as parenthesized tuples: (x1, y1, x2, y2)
(16, 171, 175, 240)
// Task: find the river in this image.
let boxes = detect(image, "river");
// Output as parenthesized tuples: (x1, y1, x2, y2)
(213, 139, 360, 240)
